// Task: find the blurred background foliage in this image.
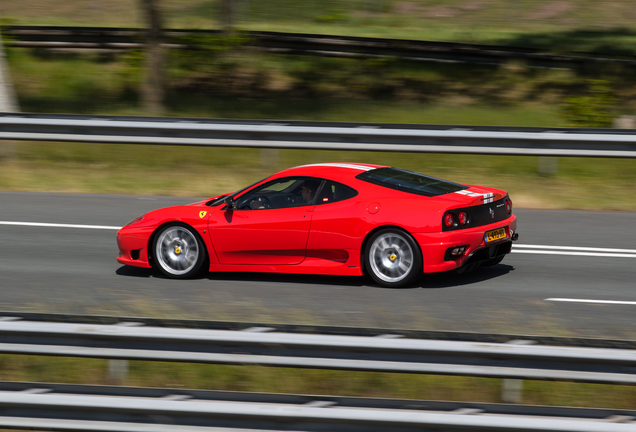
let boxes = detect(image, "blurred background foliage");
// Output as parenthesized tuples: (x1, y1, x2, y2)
(561, 79, 618, 127)
(4, 0, 636, 44)
(5, 39, 634, 125)
(0, 0, 635, 208)
(3, 0, 636, 124)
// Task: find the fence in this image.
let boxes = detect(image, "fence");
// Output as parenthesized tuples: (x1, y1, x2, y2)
(6, 26, 635, 69)
(0, 312, 635, 431)
(0, 311, 635, 385)
(0, 381, 634, 432)
(1, 113, 635, 157)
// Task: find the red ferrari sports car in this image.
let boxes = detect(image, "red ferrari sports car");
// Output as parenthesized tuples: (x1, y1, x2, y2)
(117, 163, 518, 287)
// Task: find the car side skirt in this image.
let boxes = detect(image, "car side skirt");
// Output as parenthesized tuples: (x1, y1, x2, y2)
(208, 248, 363, 276)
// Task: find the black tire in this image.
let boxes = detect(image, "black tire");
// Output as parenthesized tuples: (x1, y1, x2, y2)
(364, 228, 423, 288)
(152, 223, 207, 279)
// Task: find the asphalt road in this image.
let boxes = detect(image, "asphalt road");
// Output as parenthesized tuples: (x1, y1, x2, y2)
(1, 191, 635, 339)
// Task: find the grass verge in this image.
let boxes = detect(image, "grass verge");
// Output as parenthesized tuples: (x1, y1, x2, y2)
(2, 144, 636, 211)
(0, 349, 635, 409)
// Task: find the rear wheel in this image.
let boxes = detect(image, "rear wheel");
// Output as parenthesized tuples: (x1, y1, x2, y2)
(365, 229, 422, 288)
(153, 223, 206, 278)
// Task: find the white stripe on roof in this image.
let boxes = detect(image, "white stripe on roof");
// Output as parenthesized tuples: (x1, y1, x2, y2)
(454, 190, 481, 197)
(294, 163, 375, 171)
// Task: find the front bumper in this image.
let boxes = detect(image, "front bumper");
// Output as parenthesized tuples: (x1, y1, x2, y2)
(116, 226, 154, 268)
(413, 214, 517, 273)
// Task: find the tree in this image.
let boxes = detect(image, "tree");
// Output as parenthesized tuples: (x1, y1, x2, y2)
(220, 0, 235, 33)
(140, 0, 165, 115)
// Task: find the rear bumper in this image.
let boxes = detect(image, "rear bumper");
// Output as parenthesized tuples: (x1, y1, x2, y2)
(458, 239, 513, 273)
(413, 214, 517, 273)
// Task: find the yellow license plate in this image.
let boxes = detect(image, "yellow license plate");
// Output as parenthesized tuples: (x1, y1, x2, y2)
(485, 227, 507, 243)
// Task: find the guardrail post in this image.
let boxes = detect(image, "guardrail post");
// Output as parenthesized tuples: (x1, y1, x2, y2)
(501, 339, 535, 403)
(0, 31, 19, 159)
(501, 378, 523, 403)
(108, 359, 129, 384)
(107, 321, 143, 384)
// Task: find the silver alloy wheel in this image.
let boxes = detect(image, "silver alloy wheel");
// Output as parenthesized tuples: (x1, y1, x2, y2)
(368, 232, 414, 283)
(155, 226, 200, 276)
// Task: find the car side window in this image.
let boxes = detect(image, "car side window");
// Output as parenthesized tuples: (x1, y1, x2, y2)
(315, 181, 358, 205)
(236, 177, 324, 210)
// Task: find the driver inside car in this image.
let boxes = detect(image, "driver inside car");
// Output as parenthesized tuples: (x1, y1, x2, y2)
(300, 185, 313, 204)
(248, 196, 268, 209)
(300, 180, 321, 204)
(239, 179, 320, 210)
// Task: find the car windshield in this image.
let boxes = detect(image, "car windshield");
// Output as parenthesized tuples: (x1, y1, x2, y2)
(206, 176, 269, 207)
(356, 167, 467, 197)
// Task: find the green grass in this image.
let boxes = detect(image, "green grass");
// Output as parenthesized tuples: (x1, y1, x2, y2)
(0, 350, 635, 409)
(3, 143, 636, 211)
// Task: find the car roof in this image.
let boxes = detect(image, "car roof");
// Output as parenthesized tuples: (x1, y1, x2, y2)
(273, 163, 387, 183)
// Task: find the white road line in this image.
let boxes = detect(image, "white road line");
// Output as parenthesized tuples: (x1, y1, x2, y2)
(513, 250, 636, 258)
(0, 221, 121, 230)
(0, 222, 635, 259)
(546, 298, 636, 306)
(514, 244, 636, 254)
(512, 244, 636, 258)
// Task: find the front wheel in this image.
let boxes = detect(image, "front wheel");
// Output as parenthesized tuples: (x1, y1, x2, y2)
(364, 229, 422, 288)
(152, 223, 207, 278)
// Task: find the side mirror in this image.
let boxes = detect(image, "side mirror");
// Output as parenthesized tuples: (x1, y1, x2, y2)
(224, 195, 235, 210)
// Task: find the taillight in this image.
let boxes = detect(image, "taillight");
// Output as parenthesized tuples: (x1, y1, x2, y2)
(458, 211, 468, 225)
(444, 213, 454, 227)
(505, 197, 512, 214)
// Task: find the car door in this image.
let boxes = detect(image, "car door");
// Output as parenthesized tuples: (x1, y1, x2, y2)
(208, 177, 322, 265)
(305, 180, 363, 255)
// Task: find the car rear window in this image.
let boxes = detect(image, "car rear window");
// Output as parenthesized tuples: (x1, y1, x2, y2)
(356, 167, 467, 197)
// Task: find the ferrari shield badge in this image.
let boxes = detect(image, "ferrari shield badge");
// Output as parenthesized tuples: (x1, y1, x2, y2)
(199, 211, 207, 218)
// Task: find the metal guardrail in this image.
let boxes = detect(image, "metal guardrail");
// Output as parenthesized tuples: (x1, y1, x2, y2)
(5, 25, 636, 69)
(0, 381, 634, 432)
(1, 113, 635, 157)
(2, 310, 636, 349)
(0, 312, 635, 385)
(1, 313, 635, 431)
